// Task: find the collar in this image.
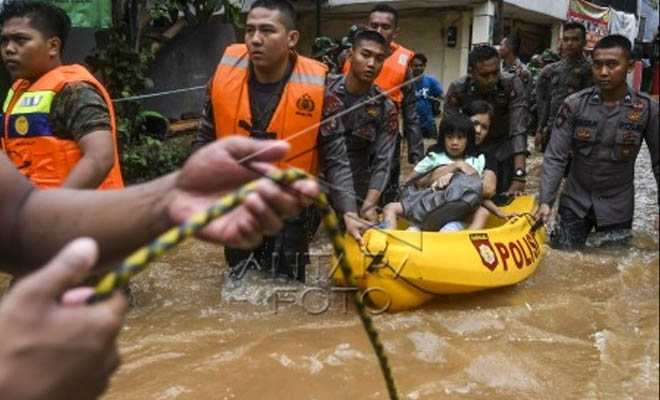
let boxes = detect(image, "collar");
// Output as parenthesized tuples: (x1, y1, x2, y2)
(589, 85, 635, 106)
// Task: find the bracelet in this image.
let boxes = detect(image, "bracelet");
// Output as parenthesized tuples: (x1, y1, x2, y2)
(512, 178, 527, 183)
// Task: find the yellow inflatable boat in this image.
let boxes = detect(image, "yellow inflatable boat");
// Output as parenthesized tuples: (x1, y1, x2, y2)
(333, 195, 546, 311)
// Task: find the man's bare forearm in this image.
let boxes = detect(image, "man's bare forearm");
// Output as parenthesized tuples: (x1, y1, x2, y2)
(9, 174, 177, 276)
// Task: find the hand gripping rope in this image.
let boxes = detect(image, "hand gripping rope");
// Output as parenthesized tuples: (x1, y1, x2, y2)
(89, 168, 399, 400)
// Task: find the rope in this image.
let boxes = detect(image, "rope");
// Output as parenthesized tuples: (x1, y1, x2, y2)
(88, 168, 399, 400)
(111, 85, 207, 103)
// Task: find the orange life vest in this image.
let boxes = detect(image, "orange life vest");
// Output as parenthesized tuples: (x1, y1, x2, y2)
(211, 44, 327, 176)
(1, 64, 124, 189)
(343, 41, 413, 105)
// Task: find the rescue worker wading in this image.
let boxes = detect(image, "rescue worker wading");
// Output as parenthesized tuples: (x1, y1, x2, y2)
(444, 45, 529, 196)
(536, 35, 660, 248)
(342, 3, 424, 204)
(324, 30, 398, 224)
(0, 0, 123, 189)
(535, 22, 593, 153)
(192, 0, 365, 282)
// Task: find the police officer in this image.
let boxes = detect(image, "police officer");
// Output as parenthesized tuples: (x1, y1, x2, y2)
(536, 35, 660, 248)
(500, 35, 532, 97)
(324, 30, 398, 223)
(535, 22, 593, 152)
(192, 0, 365, 281)
(444, 45, 529, 195)
(0, 0, 123, 190)
(342, 3, 424, 204)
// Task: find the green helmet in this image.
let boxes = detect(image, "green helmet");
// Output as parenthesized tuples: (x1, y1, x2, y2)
(541, 49, 560, 63)
(340, 24, 362, 48)
(312, 36, 339, 58)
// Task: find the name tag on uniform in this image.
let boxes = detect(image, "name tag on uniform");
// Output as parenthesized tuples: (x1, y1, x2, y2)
(575, 118, 598, 128)
(398, 54, 409, 66)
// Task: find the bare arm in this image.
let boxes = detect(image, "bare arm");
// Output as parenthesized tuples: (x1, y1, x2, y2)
(482, 199, 515, 220)
(482, 170, 497, 200)
(61, 130, 116, 189)
(1, 138, 319, 276)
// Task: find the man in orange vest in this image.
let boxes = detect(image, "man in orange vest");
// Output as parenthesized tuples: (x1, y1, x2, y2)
(0, 0, 123, 190)
(342, 4, 423, 204)
(193, 0, 365, 282)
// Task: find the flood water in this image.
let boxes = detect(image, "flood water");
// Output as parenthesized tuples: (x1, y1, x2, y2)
(1, 149, 658, 399)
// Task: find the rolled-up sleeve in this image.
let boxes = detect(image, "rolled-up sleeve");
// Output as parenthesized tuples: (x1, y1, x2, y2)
(318, 94, 358, 216)
(369, 103, 398, 192)
(509, 76, 529, 155)
(539, 100, 575, 207)
(402, 69, 424, 164)
(192, 93, 217, 153)
(536, 65, 551, 129)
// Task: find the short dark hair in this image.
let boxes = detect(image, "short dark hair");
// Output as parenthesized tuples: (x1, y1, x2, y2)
(352, 30, 387, 51)
(463, 100, 494, 120)
(412, 53, 428, 64)
(593, 34, 633, 60)
(503, 35, 520, 55)
(250, 0, 297, 30)
(431, 114, 478, 157)
(469, 45, 499, 69)
(0, 0, 71, 52)
(370, 3, 398, 27)
(563, 21, 587, 41)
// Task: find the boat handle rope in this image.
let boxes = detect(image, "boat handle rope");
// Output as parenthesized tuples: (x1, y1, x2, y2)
(88, 168, 399, 400)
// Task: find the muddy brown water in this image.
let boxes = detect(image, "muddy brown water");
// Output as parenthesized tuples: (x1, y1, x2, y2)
(1, 148, 658, 400)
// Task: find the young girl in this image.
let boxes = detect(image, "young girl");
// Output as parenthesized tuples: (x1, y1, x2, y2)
(383, 114, 483, 231)
(383, 108, 513, 231)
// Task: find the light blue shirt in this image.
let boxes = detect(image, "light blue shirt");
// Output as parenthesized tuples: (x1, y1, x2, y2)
(414, 151, 486, 177)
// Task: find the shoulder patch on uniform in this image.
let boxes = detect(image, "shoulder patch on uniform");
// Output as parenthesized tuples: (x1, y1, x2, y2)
(323, 94, 342, 117)
(387, 108, 399, 133)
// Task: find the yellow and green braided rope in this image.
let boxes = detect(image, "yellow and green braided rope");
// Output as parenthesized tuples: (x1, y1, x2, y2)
(90, 168, 399, 400)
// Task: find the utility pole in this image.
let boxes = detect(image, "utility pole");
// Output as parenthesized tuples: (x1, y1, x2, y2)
(316, 0, 322, 37)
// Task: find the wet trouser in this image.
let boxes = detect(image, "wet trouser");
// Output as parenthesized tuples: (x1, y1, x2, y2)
(381, 135, 402, 205)
(421, 124, 438, 139)
(550, 206, 632, 250)
(225, 207, 319, 282)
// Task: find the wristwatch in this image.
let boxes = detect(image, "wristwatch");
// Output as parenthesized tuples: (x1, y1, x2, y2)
(513, 168, 527, 182)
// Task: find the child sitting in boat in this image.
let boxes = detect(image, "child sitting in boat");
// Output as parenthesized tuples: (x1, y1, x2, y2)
(383, 111, 513, 232)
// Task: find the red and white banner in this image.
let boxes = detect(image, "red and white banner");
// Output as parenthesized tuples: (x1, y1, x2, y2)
(568, 0, 611, 49)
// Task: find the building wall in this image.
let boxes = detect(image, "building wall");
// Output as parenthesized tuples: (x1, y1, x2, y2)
(298, 9, 472, 91)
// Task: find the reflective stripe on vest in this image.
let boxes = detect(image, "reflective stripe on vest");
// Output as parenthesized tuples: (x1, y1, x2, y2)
(211, 44, 327, 176)
(343, 42, 413, 104)
(1, 65, 124, 189)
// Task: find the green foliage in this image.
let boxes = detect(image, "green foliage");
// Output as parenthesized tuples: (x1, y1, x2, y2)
(92, 0, 243, 184)
(92, 25, 154, 99)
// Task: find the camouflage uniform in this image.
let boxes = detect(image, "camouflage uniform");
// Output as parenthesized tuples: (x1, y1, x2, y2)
(444, 72, 529, 193)
(50, 82, 112, 141)
(536, 55, 593, 150)
(322, 74, 398, 205)
(540, 87, 659, 248)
